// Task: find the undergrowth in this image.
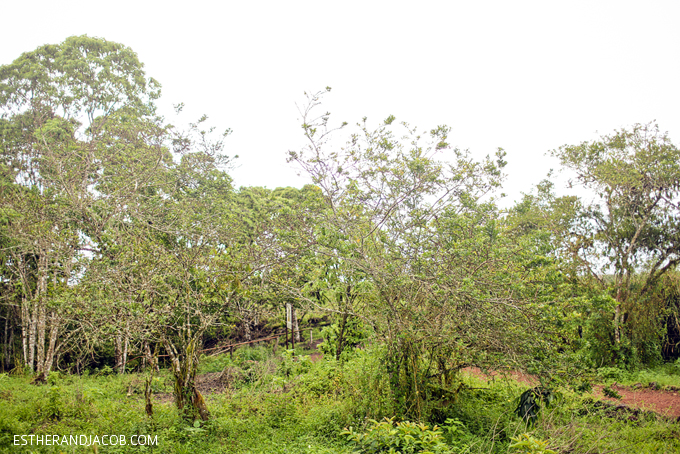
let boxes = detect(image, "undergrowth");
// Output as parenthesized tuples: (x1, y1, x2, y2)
(0, 344, 678, 453)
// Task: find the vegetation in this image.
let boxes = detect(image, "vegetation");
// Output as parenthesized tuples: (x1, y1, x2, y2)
(0, 345, 678, 453)
(0, 37, 679, 453)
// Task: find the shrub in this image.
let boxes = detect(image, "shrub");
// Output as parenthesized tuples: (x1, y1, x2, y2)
(509, 434, 556, 454)
(341, 417, 456, 453)
(514, 387, 555, 426)
(319, 316, 368, 361)
(602, 386, 622, 399)
(596, 366, 627, 382)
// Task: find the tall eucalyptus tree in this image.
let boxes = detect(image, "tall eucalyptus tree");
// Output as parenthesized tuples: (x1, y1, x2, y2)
(0, 35, 162, 378)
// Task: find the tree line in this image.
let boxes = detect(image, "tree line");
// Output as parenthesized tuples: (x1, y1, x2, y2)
(1, 36, 679, 420)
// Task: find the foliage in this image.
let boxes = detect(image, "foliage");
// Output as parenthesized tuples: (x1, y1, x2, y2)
(342, 417, 455, 454)
(551, 123, 680, 353)
(514, 387, 555, 426)
(2, 35, 680, 454)
(508, 434, 556, 454)
(602, 386, 622, 399)
(318, 316, 368, 361)
(0, 348, 678, 453)
(0, 36, 296, 421)
(0, 35, 166, 378)
(288, 89, 569, 419)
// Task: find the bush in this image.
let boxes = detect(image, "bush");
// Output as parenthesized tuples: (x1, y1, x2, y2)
(319, 316, 368, 361)
(596, 366, 627, 382)
(341, 417, 456, 454)
(303, 399, 356, 440)
(509, 434, 556, 454)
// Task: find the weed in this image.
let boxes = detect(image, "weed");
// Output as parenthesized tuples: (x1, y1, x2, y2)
(602, 386, 622, 399)
(0, 349, 678, 453)
(509, 433, 556, 454)
(514, 387, 555, 426)
(342, 417, 455, 453)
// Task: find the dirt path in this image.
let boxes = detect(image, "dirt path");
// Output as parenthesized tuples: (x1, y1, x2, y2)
(592, 384, 680, 418)
(462, 367, 680, 419)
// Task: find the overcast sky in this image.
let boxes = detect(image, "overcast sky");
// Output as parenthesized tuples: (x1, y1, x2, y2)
(3, 1, 679, 206)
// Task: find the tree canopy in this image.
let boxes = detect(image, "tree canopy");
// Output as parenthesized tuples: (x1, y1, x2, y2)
(1, 38, 679, 425)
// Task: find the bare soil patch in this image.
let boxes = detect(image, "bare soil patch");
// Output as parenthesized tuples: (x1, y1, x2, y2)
(197, 372, 228, 394)
(154, 392, 174, 404)
(462, 367, 680, 419)
(593, 384, 680, 418)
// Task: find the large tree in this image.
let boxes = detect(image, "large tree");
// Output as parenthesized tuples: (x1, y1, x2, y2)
(551, 123, 680, 346)
(0, 39, 259, 423)
(288, 89, 558, 417)
(0, 35, 161, 378)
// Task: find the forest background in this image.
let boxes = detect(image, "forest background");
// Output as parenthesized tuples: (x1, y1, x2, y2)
(1, 14, 680, 454)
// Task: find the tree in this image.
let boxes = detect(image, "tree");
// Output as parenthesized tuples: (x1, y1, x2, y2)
(0, 35, 160, 379)
(78, 112, 244, 420)
(227, 184, 328, 347)
(288, 89, 557, 417)
(551, 123, 680, 349)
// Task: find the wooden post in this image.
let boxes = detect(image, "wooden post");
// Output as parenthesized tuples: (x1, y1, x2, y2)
(286, 303, 293, 351)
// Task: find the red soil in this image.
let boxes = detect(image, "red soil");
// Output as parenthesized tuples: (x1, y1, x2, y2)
(593, 384, 680, 418)
(462, 367, 680, 419)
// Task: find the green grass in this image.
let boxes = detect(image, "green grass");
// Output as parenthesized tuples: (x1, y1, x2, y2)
(452, 369, 680, 454)
(596, 360, 680, 389)
(0, 347, 678, 453)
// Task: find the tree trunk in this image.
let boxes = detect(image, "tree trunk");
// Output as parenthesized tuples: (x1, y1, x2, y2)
(121, 333, 129, 374)
(28, 299, 37, 371)
(7, 323, 14, 371)
(31, 311, 61, 383)
(243, 317, 252, 342)
(336, 312, 348, 360)
(43, 313, 59, 376)
(614, 284, 623, 344)
(163, 337, 210, 421)
(144, 372, 154, 417)
(143, 342, 159, 371)
(614, 303, 622, 344)
(34, 255, 48, 375)
(35, 303, 46, 374)
(3, 312, 8, 372)
(293, 307, 301, 342)
(21, 296, 28, 370)
(115, 333, 123, 373)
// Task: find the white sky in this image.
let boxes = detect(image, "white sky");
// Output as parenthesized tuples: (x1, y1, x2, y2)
(3, 1, 680, 207)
